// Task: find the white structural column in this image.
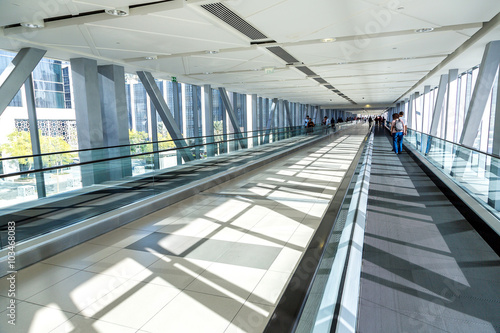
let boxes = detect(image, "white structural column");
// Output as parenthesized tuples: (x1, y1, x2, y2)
(172, 81, 183, 164)
(264, 98, 278, 143)
(444, 69, 459, 140)
(0, 47, 46, 116)
(137, 71, 194, 163)
(71, 57, 106, 186)
(459, 41, 500, 147)
(251, 94, 258, 147)
(489, 69, 500, 209)
(24, 74, 46, 198)
(192, 85, 201, 159)
(278, 99, 284, 139)
(204, 84, 215, 157)
(425, 73, 449, 155)
(218, 87, 246, 149)
(98, 64, 132, 178)
(452, 41, 500, 177)
(407, 93, 415, 130)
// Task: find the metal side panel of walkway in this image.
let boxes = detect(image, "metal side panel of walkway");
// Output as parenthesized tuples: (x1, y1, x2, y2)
(357, 125, 500, 332)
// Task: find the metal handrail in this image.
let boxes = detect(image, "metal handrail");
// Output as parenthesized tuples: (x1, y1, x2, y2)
(0, 126, 304, 162)
(405, 128, 498, 159)
(0, 126, 320, 179)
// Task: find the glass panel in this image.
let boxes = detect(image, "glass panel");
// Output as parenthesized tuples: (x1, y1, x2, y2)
(405, 128, 500, 220)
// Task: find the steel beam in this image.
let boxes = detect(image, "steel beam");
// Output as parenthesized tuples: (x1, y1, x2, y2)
(137, 71, 193, 162)
(218, 87, 246, 148)
(0, 47, 45, 117)
(25, 74, 46, 198)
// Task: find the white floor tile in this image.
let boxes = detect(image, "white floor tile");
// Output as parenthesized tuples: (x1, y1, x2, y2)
(84, 249, 162, 279)
(88, 228, 153, 248)
(51, 314, 137, 333)
(0, 263, 79, 300)
(26, 270, 128, 314)
(130, 255, 211, 290)
(268, 247, 303, 274)
(42, 243, 121, 270)
(89, 281, 180, 329)
(0, 301, 74, 333)
(247, 271, 291, 306)
(224, 301, 274, 333)
(185, 263, 266, 300)
(141, 290, 242, 333)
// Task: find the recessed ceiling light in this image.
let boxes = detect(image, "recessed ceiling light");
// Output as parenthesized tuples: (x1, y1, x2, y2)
(397, 6, 405, 10)
(144, 56, 157, 60)
(20, 20, 44, 28)
(321, 38, 336, 43)
(204, 72, 212, 75)
(205, 50, 219, 54)
(415, 27, 434, 33)
(105, 7, 129, 16)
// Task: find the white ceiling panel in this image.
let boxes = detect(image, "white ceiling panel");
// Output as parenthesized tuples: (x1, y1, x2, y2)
(0, 0, 498, 108)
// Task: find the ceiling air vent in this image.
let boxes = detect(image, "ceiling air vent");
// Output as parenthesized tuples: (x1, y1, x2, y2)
(201, 3, 268, 40)
(266, 46, 299, 64)
(314, 78, 328, 84)
(324, 85, 334, 89)
(295, 66, 317, 76)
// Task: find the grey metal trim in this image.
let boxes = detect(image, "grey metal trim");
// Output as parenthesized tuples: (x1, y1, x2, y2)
(218, 87, 246, 148)
(0, 47, 46, 117)
(137, 71, 194, 162)
(25, 74, 46, 198)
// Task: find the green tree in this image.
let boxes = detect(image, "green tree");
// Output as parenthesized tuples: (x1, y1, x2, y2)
(40, 136, 74, 167)
(0, 130, 75, 171)
(129, 130, 151, 154)
(1, 131, 33, 168)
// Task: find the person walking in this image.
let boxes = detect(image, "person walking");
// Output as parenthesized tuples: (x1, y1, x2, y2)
(399, 111, 408, 136)
(391, 113, 405, 154)
(368, 116, 373, 129)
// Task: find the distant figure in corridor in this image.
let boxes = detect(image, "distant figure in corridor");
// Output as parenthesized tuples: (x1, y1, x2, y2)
(391, 113, 405, 154)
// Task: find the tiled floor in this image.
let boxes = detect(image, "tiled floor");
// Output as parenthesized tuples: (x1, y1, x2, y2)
(0, 126, 368, 333)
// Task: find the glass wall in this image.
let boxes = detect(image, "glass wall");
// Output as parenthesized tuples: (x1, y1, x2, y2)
(391, 64, 497, 156)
